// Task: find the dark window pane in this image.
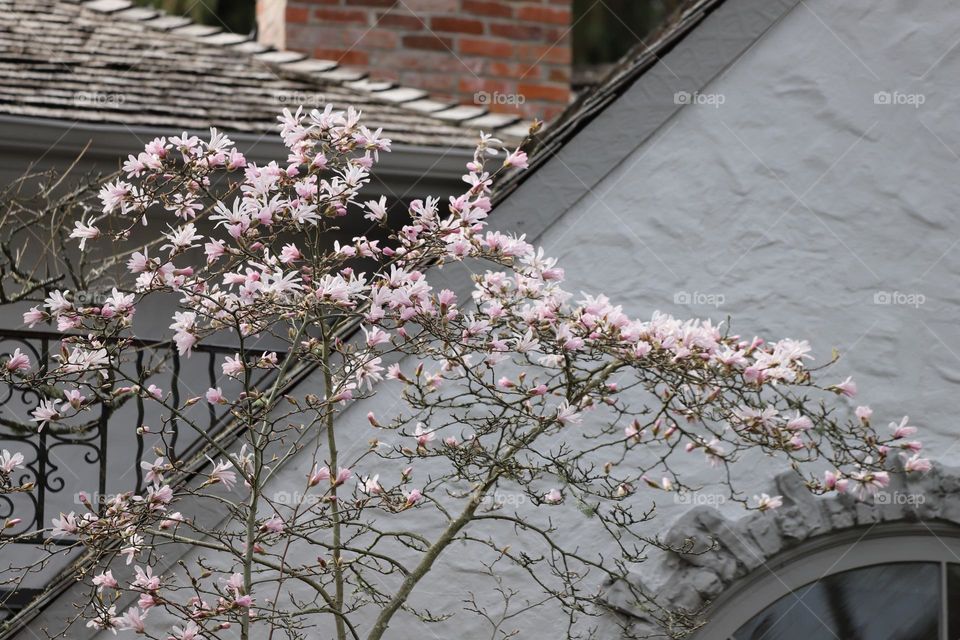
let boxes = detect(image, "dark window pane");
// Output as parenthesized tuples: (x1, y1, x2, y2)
(734, 563, 940, 640)
(947, 563, 960, 639)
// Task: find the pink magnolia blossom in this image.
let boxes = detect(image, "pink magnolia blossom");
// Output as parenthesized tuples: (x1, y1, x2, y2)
(92, 570, 118, 592)
(133, 565, 161, 591)
(141, 457, 166, 484)
(848, 466, 890, 501)
(889, 416, 917, 439)
(413, 423, 435, 448)
(543, 489, 563, 504)
(830, 376, 858, 397)
(169, 311, 198, 356)
(207, 458, 237, 490)
(22, 306, 45, 327)
(334, 467, 352, 486)
(0, 449, 24, 474)
(127, 250, 150, 273)
(260, 515, 284, 534)
(70, 219, 100, 250)
(5, 348, 30, 373)
(159, 512, 185, 530)
(754, 493, 783, 512)
(112, 606, 147, 633)
(903, 453, 932, 473)
(309, 465, 331, 487)
(359, 474, 382, 495)
(30, 399, 61, 430)
(50, 512, 78, 537)
(171, 621, 203, 640)
(222, 354, 244, 377)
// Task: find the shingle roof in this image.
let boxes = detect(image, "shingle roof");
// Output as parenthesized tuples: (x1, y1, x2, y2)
(0, 0, 529, 149)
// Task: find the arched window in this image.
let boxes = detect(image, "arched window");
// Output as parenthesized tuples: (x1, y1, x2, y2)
(697, 524, 960, 640)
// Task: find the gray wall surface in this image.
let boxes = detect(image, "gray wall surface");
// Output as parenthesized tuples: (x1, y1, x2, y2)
(59, 0, 960, 637)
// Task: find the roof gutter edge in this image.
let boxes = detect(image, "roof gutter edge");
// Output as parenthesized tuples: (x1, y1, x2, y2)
(0, 114, 473, 192)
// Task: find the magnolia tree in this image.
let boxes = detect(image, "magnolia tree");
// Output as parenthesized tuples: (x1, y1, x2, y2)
(0, 105, 929, 640)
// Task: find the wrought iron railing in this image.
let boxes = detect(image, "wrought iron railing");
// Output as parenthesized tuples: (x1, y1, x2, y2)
(0, 328, 290, 626)
(0, 329, 279, 544)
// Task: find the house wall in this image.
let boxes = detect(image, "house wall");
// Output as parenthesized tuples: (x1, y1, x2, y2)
(65, 0, 960, 637)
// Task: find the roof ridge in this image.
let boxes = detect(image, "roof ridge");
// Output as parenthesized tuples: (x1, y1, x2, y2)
(74, 0, 531, 139)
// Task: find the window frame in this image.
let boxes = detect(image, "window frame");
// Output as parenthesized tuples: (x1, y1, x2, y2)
(694, 522, 960, 640)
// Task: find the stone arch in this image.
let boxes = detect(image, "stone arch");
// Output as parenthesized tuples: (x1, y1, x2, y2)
(602, 464, 960, 638)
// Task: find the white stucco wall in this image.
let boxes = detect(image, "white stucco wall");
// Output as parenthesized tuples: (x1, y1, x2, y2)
(74, 0, 960, 638)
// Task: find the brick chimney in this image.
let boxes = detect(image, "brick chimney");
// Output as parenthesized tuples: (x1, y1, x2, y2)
(257, 0, 573, 122)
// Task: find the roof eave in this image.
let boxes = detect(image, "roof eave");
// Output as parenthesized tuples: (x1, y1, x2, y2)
(0, 114, 473, 200)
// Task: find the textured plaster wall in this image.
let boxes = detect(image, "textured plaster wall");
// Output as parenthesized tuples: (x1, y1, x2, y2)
(532, 0, 960, 625)
(77, 0, 960, 637)
(539, 0, 960, 516)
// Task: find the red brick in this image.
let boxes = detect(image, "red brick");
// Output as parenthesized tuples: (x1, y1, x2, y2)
(357, 28, 400, 48)
(313, 47, 370, 66)
(279, 0, 575, 123)
(459, 37, 513, 58)
(463, 0, 513, 17)
(387, 51, 474, 72)
(488, 101, 524, 115)
(517, 5, 570, 25)
(547, 65, 570, 83)
(430, 16, 484, 34)
(486, 60, 534, 79)
(402, 0, 457, 9)
(490, 22, 543, 40)
(408, 72, 459, 92)
(402, 34, 454, 51)
(376, 12, 424, 29)
(458, 77, 509, 95)
(343, 0, 397, 6)
(285, 6, 310, 23)
(516, 43, 571, 64)
(517, 82, 569, 103)
(312, 7, 369, 24)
